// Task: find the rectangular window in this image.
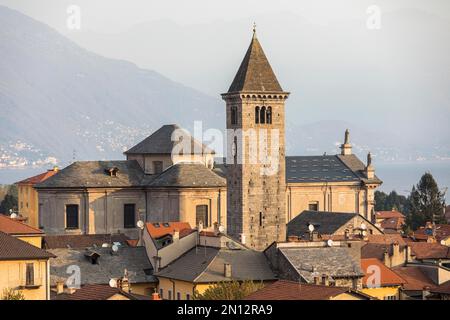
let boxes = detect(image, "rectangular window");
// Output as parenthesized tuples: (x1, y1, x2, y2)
(159, 288, 164, 299)
(308, 202, 319, 211)
(66, 204, 79, 229)
(196, 205, 209, 227)
(168, 290, 172, 300)
(153, 161, 163, 174)
(124, 204, 136, 228)
(177, 292, 181, 300)
(186, 293, 190, 300)
(26, 263, 34, 286)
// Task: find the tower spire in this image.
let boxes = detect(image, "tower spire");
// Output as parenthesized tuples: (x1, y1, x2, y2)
(252, 22, 257, 38)
(340, 129, 352, 155)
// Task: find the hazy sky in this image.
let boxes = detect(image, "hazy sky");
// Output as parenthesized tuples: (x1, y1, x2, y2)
(1, 0, 449, 149)
(1, 0, 450, 33)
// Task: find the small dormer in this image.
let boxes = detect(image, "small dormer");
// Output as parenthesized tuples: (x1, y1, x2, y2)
(105, 167, 119, 177)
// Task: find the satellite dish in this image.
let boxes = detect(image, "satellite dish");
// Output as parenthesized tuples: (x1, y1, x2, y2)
(360, 223, 367, 230)
(101, 243, 109, 248)
(327, 239, 334, 247)
(109, 279, 117, 288)
(218, 225, 225, 233)
(112, 244, 119, 252)
(10, 213, 18, 219)
(308, 224, 315, 232)
(136, 220, 144, 229)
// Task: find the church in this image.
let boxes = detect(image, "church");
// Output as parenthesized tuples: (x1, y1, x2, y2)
(36, 30, 382, 251)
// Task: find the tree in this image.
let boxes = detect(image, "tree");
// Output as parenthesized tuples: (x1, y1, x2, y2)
(0, 184, 18, 214)
(1, 288, 25, 300)
(193, 280, 264, 300)
(374, 190, 409, 213)
(406, 172, 446, 230)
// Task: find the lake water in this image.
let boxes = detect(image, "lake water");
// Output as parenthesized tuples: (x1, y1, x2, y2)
(1, 160, 449, 201)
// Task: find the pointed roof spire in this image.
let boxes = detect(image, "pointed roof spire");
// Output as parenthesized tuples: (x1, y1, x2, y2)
(227, 26, 283, 93)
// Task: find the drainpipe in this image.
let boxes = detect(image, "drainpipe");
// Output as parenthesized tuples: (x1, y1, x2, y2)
(46, 259, 50, 300)
(104, 190, 108, 233)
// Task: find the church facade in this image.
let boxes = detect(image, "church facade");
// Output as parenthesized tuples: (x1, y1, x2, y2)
(35, 31, 381, 250)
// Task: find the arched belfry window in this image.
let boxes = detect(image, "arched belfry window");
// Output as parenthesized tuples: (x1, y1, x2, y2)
(255, 106, 260, 124)
(231, 106, 238, 125)
(267, 107, 272, 124)
(260, 106, 266, 124)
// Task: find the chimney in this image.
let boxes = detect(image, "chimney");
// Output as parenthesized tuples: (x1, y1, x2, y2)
(313, 276, 320, 285)
(173, 229, 180, 241)
(340, 129, 352, 155)
(310, 231, 319, 242)
(321, 274, 329, 286)
(151, 292, 162, 300)
(224, 263, 232, 278)
(391, 242, 400, 258)
(56, 281, 64, 295)
(365, 152, 375, 179)
(288, 235, 299, 242)
(344, 229, 350, 240)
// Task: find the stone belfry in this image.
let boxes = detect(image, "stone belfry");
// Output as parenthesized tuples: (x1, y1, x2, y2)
(221, 27, 289, 250)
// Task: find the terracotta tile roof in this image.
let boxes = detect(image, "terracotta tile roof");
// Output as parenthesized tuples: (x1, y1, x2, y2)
(366, 234, 407, 246)
(145, 222, 193, 240)
(430, 280, 450, 295)
(0, 214, 43, 235)
(375, 210, 405, 219)
(408, 242, 450, 260)
(381, 217, 405, 231)
(43, 234, 129, 249)
(392, 266, 435, 291)
(51, 284, 128, 300)
(414, 224, 450, 242)
(0, 231, 54, 260)
(361, 258, 405, 287)
(245, 280, 369, 300)
(16, 168, 59, 185)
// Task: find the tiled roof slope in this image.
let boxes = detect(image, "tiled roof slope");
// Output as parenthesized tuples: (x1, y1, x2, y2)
(287, 210, 357, 238)
(360, 258, 405, 287)
(0, 231, 54, 260)
(146, 222, 193, 240)
(155, 247, 275, 283)
(227, 34, 283, 93)
(0, 214, 44, 235)
(43, 234, 130, 249)
(124, 124, 214, 155)
(245, 280, 368, 300)
(392, 266, 435, 291)
(280, 247, 363, 282)
(149, 162, 226, 188)
(51, 284, 124, 300)
(16, 169, 59, 185)
(35, 160, 146, 188)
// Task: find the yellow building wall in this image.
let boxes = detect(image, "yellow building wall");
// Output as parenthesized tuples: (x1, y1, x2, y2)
(331, 292, 366, 300)
(130, 282, 157, 296)
(17, 236, 43, 248)
(361, 286, 400, 300)
(0, 259, 49, 300)
(157, 278, 218, 300)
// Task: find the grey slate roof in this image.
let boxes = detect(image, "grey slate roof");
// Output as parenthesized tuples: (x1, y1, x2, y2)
(148, 162, 226, 188)
(48, 246, 157, 285)
(43, 234, 130, 249)
(287, 210, 358, 238)
(227, 34, 284, 93)
(0, 231, 55, 260)
(216, 155, 382, 185)
(124, 124, 214, 155)
(280, 247, 363, 282)
(35, 160, 146, 189)
(155, 246, 276, 283)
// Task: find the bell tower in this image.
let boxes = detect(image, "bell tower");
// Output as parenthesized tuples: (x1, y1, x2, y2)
(221, 28, 289, 250)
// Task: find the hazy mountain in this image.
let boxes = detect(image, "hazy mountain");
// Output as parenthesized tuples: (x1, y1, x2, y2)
(0, 5, 222, 167)
(65, 9, 450, 151)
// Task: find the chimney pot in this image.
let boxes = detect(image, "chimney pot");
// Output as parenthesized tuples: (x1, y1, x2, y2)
(224, 263, 232, 278)
(56, 281, 64, 295)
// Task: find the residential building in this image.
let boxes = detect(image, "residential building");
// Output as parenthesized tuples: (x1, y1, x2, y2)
(16, 167, 59, 228)
(154, 246, 276, 300)
(393, 266, 436, 300)
(427, 280, 450, 300)
(0, 231, 54, 300)
(245, 280, 371, 300)
(413, 223, 450, 246)
(50, 283, 152, 300)
(48, 244, 157, 296)
(360, 258, 405, 300)
(287, 210, 382, 241)
(264, 240, 364, 289)
(0, 214, 44, 248)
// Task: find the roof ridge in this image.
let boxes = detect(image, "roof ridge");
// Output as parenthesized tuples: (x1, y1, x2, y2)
(193, 248, 221, 283)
